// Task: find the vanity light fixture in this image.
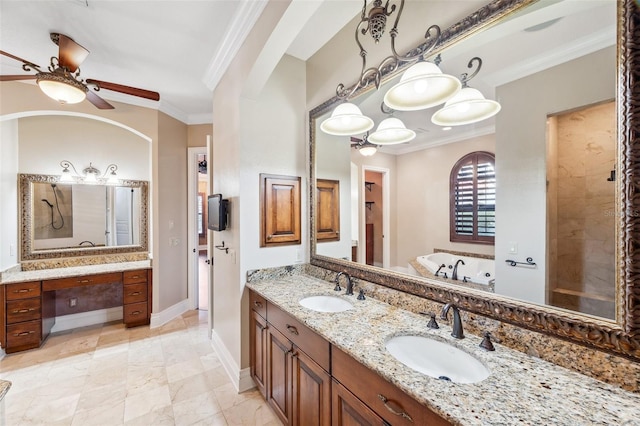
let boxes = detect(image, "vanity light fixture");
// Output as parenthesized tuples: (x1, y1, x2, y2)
(431, 57, 501, 126)
(59, 160, 119, 184)
(321, 0, 456, 136)
(320, 102, 374, 136)
(368, 102, 416, 145)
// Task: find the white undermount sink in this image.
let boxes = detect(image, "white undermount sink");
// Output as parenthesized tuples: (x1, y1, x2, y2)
(386, 335, 490, 384)
(299, 295, 353, 313)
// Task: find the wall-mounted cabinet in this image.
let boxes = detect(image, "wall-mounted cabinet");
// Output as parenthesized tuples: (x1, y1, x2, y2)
(316, 179, 340, 242)
(260, 174, 301, 247)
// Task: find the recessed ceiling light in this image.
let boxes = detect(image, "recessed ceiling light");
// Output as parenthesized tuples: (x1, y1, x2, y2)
(442, 126, 452, 131)
(524, 17, 563, 32)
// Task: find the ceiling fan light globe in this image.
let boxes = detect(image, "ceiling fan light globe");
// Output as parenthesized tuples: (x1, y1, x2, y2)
(320, 102, 374, 136)
(359, 146, 377, 156)
(431, 87, 501, 126)
(384, 62, 461, 111)
(368, 117, 416, 145)
(37, 72, 87, 104)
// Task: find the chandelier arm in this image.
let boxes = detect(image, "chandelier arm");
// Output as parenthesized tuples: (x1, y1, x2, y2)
(59, 160, 79, 175)
(460, 57, 482, 87)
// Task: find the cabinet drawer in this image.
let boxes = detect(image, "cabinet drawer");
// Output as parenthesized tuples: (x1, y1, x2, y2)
(6, 281, 41, 300)
(332, 346, 450, 426)
(249, 290, 267, 318)
(123, 269, 148, 285)
(124, 283, 148, 304)
(124, 301, 148, 324)
(267, 301, 330, 371)
(7, 298, 41, 324)
(43, 272, 122, 291)
(7, 319, 41, 348)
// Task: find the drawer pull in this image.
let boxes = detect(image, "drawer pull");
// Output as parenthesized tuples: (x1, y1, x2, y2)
(253, 301, 263, 308)
(378, 394, 413, 423)
(129, 292, 141, 296)
(12, 308, 36, 314)
(13, 288, 33, 293)
(15, 331, 36, 337)
(286, 324, 299, 335)
(130, 310, 142, 316)
(78, 279, 91, 284)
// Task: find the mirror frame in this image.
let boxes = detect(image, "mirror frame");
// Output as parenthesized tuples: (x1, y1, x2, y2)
(19, 173, 149, 261)
(309, 0, 640, 361)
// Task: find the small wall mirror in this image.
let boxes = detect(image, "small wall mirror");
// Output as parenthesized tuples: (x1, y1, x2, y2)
(20, 174, 149, 261)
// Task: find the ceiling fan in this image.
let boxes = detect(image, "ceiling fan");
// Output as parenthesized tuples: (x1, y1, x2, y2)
(0, 33, 159, 109)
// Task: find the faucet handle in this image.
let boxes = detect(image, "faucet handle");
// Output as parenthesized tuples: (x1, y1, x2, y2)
(357, 289, 366, 300)
(419, 312, 439, 329)
(479, 332, 495, 351)
(334, 282, 342, 291)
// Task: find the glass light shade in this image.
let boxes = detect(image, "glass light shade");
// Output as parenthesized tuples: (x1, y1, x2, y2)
(368, 117, 416, 145)
(431, 87, 501, 126)
(320, 102, 374, 136)
(107, 171, 119, 184)
(84, 171, 97, 183)
(37, 78, 87, 104)
(359, 146, 377, 156)
(384, 62, 461, 111)
(59, 169, 74, 183)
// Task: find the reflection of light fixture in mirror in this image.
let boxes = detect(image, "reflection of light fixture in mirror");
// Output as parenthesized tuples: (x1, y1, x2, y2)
(323, 0, 455, 135)
(351, 134, 378, 156)
(368, 103, 416, 145)
(383, 58, 461, 111)
(358, 145, 378, 156)
(432, 57, 501, 126)
(36, 71, 87, 105)
(59, 160, 119, 184)
(320, 102, 374, 136)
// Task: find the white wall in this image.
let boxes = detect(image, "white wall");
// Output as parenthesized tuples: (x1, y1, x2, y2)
(0, 120, 19, 270)
(495, 46, 615, 303)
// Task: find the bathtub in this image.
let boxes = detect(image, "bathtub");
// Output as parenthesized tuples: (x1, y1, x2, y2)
(416, 253, 495, 286)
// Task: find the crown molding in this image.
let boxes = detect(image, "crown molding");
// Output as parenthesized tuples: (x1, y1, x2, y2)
(202, 0, 268, 92)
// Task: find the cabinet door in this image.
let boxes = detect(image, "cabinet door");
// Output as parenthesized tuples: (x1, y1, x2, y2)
(316, 179, 340, 241)
(267, 326, 293, 425)
(250, 310, 268, 398)
(292, 349, 331, 426)
(260, 174, 301, 246)
(332, 380, 388, 426)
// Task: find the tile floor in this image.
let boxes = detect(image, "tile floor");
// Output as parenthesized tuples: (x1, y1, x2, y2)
(0, 311, 281, 425)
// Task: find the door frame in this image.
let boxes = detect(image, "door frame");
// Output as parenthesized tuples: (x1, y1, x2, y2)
(359, 166, 390, 269)
(187, 146, 207, 310)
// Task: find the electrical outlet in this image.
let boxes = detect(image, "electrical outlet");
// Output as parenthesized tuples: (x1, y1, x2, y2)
(69, 297, 78, 307)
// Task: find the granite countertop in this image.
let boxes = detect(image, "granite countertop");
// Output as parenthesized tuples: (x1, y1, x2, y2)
(0, 260, 151, 285)
(246, 273, 640, 426)
(0, 380, 10, 401)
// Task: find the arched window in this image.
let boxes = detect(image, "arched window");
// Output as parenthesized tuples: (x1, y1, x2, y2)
(450, 151, 495, 244)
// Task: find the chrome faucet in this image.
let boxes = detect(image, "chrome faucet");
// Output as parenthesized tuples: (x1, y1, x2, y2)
(334, 272, 354, 295)
(440, 303, 464, 339)
(452, 259, 465, 281)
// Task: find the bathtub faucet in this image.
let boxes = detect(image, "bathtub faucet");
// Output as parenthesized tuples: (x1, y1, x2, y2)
(435, 263, 446, 277)
(452, 259, 465, 281)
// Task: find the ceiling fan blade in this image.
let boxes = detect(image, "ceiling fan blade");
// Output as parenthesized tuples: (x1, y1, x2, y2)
(86, 79, 160, 101)
(86, 90, 114, 109)
(57, 34, 89, 72)
(0, 75, 36, 81)
(0, 50, 41, 69)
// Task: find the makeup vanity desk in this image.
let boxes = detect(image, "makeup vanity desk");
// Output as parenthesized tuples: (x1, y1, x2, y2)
(0, 261, 151, 354)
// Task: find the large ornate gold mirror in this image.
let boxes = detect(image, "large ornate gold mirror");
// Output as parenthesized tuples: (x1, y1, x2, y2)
(310, 0, 640, 361)
(20, 174, 149, 261)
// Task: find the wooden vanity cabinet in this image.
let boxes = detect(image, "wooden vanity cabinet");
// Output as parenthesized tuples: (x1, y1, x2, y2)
(3, 281, 54, 354)
(123, 269, 152, 327)
(249, 289, 331, 426)
(332, 379, 388, 426)
(250, 291, 268, 397)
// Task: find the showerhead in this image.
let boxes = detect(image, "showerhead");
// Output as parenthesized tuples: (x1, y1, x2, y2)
(41, 199, 53, 208)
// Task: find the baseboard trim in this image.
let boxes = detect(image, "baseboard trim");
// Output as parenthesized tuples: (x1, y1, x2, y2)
(149, 298, 191, 328)
(239, 367, 255, 393)
(50, 307, 123, 333)
(211, 329, 248, 392)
